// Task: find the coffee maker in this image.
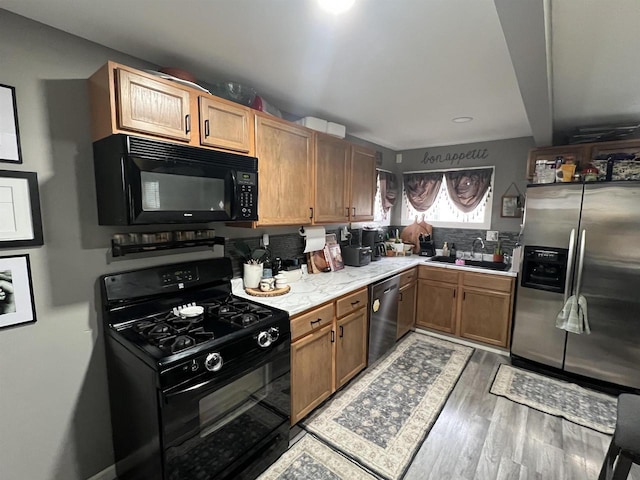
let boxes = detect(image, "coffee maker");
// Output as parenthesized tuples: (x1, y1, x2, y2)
(362, 228, 386, 261)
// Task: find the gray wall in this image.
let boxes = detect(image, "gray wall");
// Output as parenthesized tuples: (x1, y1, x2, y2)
(0, 10, 532, 480)
(0, 11, 400, 480)
(394, 137, 534, 232)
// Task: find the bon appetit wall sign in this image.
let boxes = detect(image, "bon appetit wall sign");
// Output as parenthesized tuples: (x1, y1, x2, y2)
(421, 148, 489, 166)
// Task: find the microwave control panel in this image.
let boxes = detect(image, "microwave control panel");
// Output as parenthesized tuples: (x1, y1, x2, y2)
(237, 171, 258, 219)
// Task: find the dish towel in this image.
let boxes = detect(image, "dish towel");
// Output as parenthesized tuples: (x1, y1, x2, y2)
(556, 294, 590, 334)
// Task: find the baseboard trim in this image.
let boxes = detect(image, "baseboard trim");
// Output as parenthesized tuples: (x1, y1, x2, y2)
(87, 464, 116, 480)
(414, 328, 509, 357)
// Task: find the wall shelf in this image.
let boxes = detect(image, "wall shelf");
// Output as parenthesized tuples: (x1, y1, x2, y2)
(111, 231, 224, 257)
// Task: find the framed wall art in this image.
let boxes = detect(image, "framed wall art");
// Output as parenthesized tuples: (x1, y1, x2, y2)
(0, 253, 36, 329)
(0, 84, 22, 164)
(0, 170, 44, 247)
(500, 195, 521, 218)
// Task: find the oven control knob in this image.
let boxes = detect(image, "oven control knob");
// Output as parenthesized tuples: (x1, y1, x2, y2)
(268, 327, 280, 343)
(257, 331, 272, 348)
(205, 352, 223, 372)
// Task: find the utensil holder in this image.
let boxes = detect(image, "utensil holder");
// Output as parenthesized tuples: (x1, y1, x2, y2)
(243, 263, 263, 289)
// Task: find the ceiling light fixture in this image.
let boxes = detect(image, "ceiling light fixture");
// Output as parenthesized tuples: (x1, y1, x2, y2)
(318, 0, 356, 14)
(452, 116, 473, 123)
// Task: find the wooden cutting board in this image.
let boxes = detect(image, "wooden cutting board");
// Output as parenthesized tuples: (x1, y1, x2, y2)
(245, 285, 291, 297)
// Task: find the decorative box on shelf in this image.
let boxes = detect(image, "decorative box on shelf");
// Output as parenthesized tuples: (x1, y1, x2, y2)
(111, 229, 223, 257)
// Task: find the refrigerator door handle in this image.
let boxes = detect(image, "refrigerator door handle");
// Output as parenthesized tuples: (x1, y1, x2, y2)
(563, 228, 577, 305)
(575, 229, 587, 297)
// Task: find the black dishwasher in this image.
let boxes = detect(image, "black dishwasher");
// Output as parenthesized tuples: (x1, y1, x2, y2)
(368, 274, 400, 365)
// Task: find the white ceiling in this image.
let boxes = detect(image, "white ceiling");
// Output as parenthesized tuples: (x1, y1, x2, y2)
(1, 0, 638, 150)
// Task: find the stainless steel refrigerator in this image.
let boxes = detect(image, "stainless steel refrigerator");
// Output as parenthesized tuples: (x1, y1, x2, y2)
(511, 181, 640, 389)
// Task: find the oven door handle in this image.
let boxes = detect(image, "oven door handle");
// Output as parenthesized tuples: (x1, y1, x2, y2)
(164, 377, 221, 400)
(162, 339, 289, 403)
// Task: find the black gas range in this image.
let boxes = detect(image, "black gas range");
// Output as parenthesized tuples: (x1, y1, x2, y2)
(101, 257, 291, 480)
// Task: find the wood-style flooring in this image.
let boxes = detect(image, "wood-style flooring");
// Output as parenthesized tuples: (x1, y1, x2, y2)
(403, 348, 640, 480)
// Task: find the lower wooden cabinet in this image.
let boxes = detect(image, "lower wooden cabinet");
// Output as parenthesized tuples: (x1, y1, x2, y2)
(290, 287, 369, 425)
(416, 265, 515, 348)
(290, 322, 335, 425)
(416, 280, 457, 334)
(336, 308, 368, 389)
(397, 280, 417, 339)
(459, 287, 512, 347)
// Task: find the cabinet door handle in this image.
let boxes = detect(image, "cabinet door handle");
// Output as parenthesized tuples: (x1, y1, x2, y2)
(331, 330, 335, 343)
(352, 207, 356, 216)
(346, 207, 350, 217)
(453, 290, 456, 298)
(339, 326, 344, 338)
(310, 318, 322, 327)
(309, 207, 314, 220)
(399, 292, 403, 301)
(463, 292, 466, 300)
(185, 114, 191, 134)
(204, 119, 210, 137)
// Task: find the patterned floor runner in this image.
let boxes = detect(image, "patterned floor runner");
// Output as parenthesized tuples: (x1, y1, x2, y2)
(257, 434, 378, 480)
(303, 332, 474, 480)
(490, 363, 617, 434)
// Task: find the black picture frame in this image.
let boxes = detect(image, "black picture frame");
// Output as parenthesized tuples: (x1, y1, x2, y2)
(0, 253, 37, 329)
(501, 194, 522, 218)
(0, 170, 44, 247)
(0, 84, 23, 164)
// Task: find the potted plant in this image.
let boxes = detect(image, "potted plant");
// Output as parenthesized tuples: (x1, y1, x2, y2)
(493, 239, 504, 263)
(386, 244, 395, 257)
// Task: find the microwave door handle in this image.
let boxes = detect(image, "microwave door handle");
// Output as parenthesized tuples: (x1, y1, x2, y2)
(563, 228, 576, 305)
(575, 229, 586, 297)
(229, 171, 238, 220)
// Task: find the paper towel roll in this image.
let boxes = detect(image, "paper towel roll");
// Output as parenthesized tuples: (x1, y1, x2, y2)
(301, 226, 326, 253)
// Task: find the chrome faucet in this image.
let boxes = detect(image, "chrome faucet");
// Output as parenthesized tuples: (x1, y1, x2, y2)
(471, 237, 485, 258)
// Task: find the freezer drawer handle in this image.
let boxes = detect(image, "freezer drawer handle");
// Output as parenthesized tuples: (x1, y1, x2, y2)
(563, 229, 577, 305)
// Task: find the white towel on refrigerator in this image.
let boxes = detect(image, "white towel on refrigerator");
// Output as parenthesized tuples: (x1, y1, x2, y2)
(556, 294, 590, 334)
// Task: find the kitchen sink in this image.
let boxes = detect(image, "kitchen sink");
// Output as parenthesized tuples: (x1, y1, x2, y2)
(429, 256, 510, 271)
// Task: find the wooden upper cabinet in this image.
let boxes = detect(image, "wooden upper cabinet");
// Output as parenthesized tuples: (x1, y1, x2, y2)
(116, 68, 191, 142)
(314, 133, 350, 224)
(349, 145, 376, 222)
(198, 96, 252, 153)
(255, 114, 314, 226)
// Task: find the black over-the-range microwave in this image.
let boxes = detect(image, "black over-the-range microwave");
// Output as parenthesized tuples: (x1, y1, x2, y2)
(92, 134, 258, 225)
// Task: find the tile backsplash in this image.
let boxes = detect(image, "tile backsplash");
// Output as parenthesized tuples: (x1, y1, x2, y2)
(225, 226, 520, 277)
(389, 226, 520, 255)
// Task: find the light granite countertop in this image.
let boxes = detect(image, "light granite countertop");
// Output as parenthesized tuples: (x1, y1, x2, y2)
(232, 255, 517, 317)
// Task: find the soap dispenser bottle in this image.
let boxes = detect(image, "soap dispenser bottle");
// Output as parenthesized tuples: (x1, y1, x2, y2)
(442, 242, 449, 257)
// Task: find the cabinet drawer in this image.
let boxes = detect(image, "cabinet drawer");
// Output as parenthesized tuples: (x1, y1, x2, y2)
(336, 288, 368, 318)
(291, 303, 335, 340)
(399, 267, 417, 287)
(419, 265, 459, 284)
(463, 272, 513, 293)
